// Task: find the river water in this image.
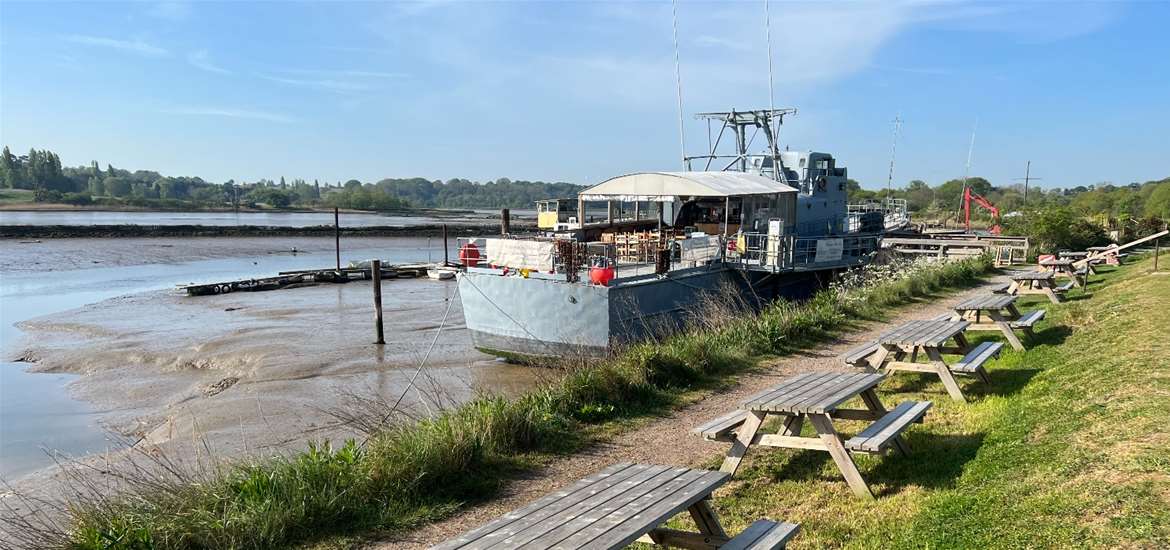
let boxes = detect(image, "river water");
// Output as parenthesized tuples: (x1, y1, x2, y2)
(0, 210, 505, 227)
(0, 235, 532, 481)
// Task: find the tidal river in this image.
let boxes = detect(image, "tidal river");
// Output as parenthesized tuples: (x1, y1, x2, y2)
(0, 236, 538, 481)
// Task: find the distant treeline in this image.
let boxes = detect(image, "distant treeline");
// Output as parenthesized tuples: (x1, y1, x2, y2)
(849, 175, 1170, 221)
(3, 146, 1166, 223)
(0, 146, 583, 211)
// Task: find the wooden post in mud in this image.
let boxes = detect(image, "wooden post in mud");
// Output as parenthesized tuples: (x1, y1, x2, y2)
(334, 207, 341, 272)
(372, 259, 385, 345)
(501, 208, 510, 235)
(442, 224, 450, 266)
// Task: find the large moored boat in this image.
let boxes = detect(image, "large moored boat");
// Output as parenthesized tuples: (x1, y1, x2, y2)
(456, 108, 893, 357)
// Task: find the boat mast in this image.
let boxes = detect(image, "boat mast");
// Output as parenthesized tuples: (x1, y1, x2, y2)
(886, 114, 902, 201)
(670, 0, 687, 171)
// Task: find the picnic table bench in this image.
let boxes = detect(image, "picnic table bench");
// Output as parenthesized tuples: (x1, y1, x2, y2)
(433, 463, 800, 550)
(695, 371, 930, 499)
(1039, 258, 1088, 287)
(1006, 271, 1065, 304)
(844, 319, 998, 402)
(1087, 245, 1126, 265)
(949, 293, 1043, 350)
(1057, 251, 1096, 273)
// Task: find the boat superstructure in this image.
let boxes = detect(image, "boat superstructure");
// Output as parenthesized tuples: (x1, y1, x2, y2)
(456, 108, 887, 357)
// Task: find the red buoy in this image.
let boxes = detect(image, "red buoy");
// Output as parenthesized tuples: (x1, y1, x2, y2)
(589, 265, 615, 286)
(459, 243, 482, 267)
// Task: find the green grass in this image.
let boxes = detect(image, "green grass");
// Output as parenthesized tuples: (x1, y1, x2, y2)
(22, 257, 995, 549)
(701, 257, 1170, 548)
(0, 188, 35, 204)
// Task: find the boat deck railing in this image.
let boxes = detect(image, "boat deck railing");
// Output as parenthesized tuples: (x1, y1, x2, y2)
(457, 231, 881, 282)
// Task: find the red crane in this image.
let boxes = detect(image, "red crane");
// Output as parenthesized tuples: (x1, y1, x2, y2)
(963, 187, 1002, 234)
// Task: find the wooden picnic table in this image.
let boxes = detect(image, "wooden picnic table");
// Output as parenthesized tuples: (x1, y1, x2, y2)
(1039, 258, 1087, 286)
(697, 371, 931, 500)
(867, 319, 1000, 403)
(950, 293, 1035, 351)
(1007, 270, 1065, 304)
(433, 463, 800, 549)
(1058, 251, 1089, 259)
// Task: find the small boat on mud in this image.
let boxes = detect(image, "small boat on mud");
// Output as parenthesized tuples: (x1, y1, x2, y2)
(428, 268, 457, 280)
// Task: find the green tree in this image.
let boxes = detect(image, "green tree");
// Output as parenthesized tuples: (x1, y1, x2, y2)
(1145, 182, 1170, 219)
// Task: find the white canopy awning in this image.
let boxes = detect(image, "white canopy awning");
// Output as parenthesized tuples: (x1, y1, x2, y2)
(578, 171, 797, 202)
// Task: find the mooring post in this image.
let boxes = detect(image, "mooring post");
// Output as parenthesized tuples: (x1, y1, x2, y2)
(1155, 237, 1161, 272)
(442, 224, 450, 266)
(501, 208, 510, 235)
(372, 259, 385, 345)
(334, 207, 341, 272)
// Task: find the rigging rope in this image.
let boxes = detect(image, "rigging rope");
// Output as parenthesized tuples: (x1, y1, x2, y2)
(387, 283, 459, 415)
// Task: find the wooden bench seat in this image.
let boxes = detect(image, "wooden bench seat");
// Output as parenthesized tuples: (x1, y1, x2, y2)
(1011, 309, 1046, 329)
(1055, 281, 1075, 292)
(721, 519, 801, 550)
(952, 341, 1003, 374)
(694, 410, 747, 442)
(844, 400, 932, 454)
(842, 342, 881, 367)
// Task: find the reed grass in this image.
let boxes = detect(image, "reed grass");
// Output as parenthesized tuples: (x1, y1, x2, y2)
(5, 256, 993, 549)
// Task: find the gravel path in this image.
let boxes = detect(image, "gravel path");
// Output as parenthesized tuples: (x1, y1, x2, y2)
(374, 275, 1010, 548)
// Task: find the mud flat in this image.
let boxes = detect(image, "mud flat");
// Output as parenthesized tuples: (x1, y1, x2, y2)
(0, 222, 529, 239)
(0, 236, 542, 487)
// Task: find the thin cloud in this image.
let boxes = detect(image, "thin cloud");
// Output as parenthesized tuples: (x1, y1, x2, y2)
(870, 64, 953, 76)
(63, 35, 169, 57)
(164, 107, 295, 124)
(285, 69, 410, 79)
(145, 1, 192, 21)
(188, 50, 230, 74)
(694, 35, 751, 52)
(259, 74, 369, 92)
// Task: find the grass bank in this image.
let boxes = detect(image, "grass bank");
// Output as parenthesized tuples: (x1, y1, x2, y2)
(9, 257, 994, 549)
(694, 256, 1169, 548)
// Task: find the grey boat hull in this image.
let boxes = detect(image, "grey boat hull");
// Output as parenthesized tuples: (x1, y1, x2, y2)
(457, 265, 824, 358)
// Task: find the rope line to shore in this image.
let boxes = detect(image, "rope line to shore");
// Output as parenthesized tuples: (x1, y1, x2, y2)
(385, 284, 460, 420)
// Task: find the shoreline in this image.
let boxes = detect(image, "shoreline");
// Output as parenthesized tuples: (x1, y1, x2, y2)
(0, 203, 479, 216)
(0, 222, 533, 239)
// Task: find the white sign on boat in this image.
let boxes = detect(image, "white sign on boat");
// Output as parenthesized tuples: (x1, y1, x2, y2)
(816, 238, 844, 262)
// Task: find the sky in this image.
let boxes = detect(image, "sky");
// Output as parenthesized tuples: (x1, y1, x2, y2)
(1, 1, 1168, 191)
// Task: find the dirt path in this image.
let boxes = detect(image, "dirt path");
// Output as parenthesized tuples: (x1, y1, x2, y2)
(375, 276, 1011, 548)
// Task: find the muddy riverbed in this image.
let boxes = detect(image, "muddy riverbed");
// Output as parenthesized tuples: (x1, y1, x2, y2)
(0, 236, 541, 484)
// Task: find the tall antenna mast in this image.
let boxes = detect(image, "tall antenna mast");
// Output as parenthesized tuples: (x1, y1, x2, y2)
(1013, 160, 1042, 207)
(671, 0, 687, 170)
(885, 113, 902, 200)
(764, 0, 778, 179)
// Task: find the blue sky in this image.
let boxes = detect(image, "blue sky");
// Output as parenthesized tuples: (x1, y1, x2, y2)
(1, 1, 1167, 190)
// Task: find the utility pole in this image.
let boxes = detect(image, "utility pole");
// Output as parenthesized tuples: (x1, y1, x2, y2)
(886, 114, 903, 201)
(1013, 161, 1042, 207)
